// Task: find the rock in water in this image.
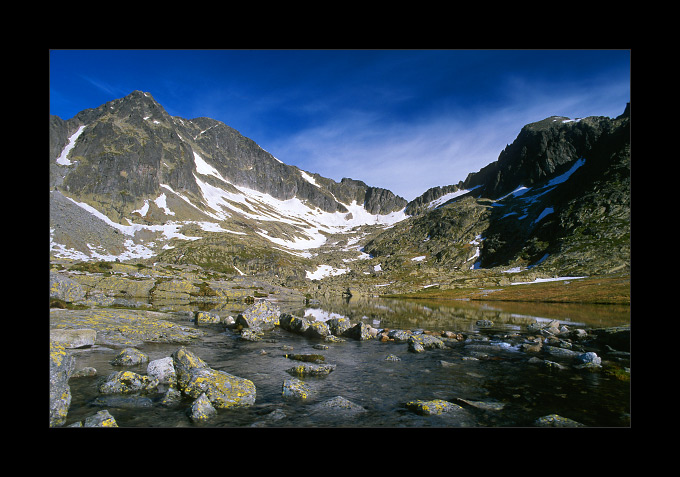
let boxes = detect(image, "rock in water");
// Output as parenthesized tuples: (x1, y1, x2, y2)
(172, 347, 256, 409)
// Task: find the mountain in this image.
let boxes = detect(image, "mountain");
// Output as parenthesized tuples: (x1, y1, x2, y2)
(365, 104, 630, 284)
(50, 91, 407, 279)
(50, 91, 630, 292)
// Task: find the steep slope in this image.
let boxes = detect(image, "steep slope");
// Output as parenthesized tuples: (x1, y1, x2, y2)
(50, 91, 407, 275)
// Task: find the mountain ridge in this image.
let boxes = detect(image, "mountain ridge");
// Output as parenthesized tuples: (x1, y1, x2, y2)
(50, 91, 630, 290)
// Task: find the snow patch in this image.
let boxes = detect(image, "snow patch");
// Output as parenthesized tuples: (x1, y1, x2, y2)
(427, 186, 480, 209)
(56, 125, 86, 166)
(306, 265, 349, 280)
(510, 276, 586, 285)
(300, 170, 320, 187)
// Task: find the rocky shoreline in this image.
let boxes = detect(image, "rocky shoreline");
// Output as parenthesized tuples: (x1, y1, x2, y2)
(50, 274, 630, 427)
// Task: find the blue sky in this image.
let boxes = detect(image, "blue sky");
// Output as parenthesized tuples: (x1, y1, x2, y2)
(50, 49, 630, 201)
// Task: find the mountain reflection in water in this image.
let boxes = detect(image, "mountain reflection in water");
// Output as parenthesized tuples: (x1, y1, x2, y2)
(300, 296, 630, 333)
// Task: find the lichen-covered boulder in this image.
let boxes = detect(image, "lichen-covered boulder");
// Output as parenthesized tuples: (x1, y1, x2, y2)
(188, 393, 217, 423)
(286, 363, 336, 377)
(110, 348, 149, 366)
(172, 347, 256, 409)
(49, 341, 75, 427)
(195, 311, 221, 325)
(83, 410, 119, 427)
(305, 321, 331, 339)
(406, 399, 463, 416)
(326, 316, 352, 336)
(235, 300, 280, 331)
(343, 322, 373, 341)
(534, 414, 585, 427)
(99, 370, 159, 394)
(50, 272, 85, 303)
(279, 314, 310, 334)
(147, 357, 176, 386)
(282, 378, 312, 400)
(408, 334, 446, 352)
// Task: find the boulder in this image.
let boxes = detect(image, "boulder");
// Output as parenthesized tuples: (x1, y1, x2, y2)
(327, 316, 352, 336)
(282, 378, 312, 400)
(188, 393, 217, 422)
(50, 272, 85, 302)
(236, 300, 280, 331)
(147, 357, 176, 385)
(195, 311, 222, 325)
(305, 321, 331, 339)
(50, 328, 96, 349)
(286, 363, 336, 377)
(83, 410, 119, 427)
(406, 399, 463, 416)
(408, 334, 446, 352)
(172, 347, 256, 409)
(110, 348, 149, 366)
(49, 341, 75, 427)
(98, 370, 159, 394)
(343, 322, 373, 341)
(534, 414, 585, 427)
(279, 313, 310, 334)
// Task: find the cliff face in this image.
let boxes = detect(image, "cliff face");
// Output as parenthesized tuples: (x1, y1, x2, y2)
(462, 105, 630, 199)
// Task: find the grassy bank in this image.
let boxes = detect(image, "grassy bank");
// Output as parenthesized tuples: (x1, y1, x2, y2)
(383, 274, 630, 306)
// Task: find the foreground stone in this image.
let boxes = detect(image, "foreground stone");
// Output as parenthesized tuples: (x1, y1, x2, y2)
(84, 410, 119, 427)
(49, 341, 75, 427)
(406, 399, 463, 415)
(188, 393, 218, 422)
(147, 357, 177, 385)
(534, 414, 585, 427)
(282, 378, 312, 400)
(172, 347, 256, 409)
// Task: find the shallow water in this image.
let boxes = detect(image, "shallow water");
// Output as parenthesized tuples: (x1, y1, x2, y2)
(63, 297, 630, 428)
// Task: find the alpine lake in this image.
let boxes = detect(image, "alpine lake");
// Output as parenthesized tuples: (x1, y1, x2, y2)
(61, 284, 631, 428)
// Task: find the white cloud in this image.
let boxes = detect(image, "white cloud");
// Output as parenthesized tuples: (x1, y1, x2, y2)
(266, 80, 629, 202)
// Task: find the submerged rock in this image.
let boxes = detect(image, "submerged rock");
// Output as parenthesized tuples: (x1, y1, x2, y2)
(286, 363, 336, 377)
(406, 399, 463, 416)
(282, 378, 312, 400)
(534, 414, 585, 427)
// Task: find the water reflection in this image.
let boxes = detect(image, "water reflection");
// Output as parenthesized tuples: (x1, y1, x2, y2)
(301, 296, 629, 333)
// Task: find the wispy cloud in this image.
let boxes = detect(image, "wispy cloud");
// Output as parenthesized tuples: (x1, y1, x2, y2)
(267, 79, 629, 202)
(79, 75, 129, 98)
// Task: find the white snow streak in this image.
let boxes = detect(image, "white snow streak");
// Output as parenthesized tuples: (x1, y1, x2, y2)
(55, 125, 86, 166)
